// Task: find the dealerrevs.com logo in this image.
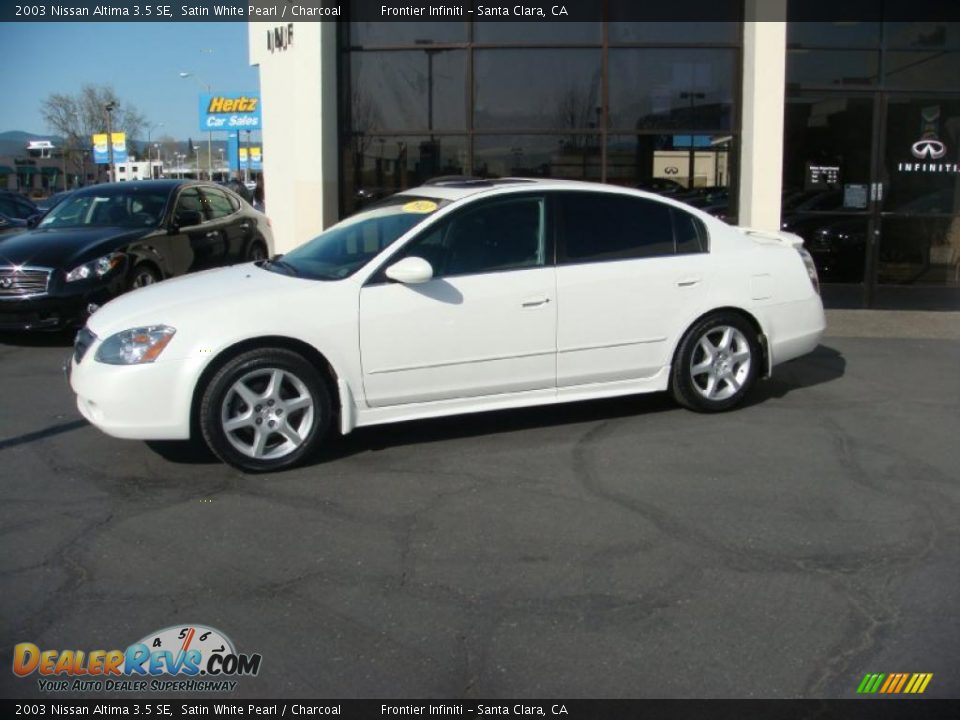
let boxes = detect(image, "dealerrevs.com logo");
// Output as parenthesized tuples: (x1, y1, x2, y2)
(12, 624, 262, 693)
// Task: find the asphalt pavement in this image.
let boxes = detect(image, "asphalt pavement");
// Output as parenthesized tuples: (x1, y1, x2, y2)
(1, 311, 958, 699)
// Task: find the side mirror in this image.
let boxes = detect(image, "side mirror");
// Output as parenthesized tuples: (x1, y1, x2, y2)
(26, 214, 41, 228)
(385, 256, 433, 285)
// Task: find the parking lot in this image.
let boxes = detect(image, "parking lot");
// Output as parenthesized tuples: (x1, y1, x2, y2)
(1, 312, 959, 699)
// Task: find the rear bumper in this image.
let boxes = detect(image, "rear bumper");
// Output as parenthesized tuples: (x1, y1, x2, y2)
(763, 295, 827, 368)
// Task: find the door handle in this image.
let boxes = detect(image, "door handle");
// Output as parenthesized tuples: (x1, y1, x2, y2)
(205, 230, 219, 238)
(521, 296, 551, 308)
(676, 276, 701, 287)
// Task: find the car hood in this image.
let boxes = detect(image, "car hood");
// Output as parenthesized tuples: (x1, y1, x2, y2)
(86, 263, 328, 340)
(0, 226, 151, 268)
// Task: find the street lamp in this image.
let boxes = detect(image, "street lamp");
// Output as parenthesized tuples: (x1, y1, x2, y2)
(104, 101, 117, 183)
(179, 71, 213, 181)
(146, 122, 163, 180)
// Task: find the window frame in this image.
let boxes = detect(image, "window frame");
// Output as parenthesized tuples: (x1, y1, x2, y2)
(553, 190, 710, 266)
(172, 186, 208, 225)
(200, 185, 240, 221)
(365, 191, 553, 285)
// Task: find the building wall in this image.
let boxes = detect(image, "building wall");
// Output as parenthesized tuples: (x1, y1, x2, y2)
(738, 1, 787, 231)
(250, 18, 787, 244)
(248, 21, 338, 253)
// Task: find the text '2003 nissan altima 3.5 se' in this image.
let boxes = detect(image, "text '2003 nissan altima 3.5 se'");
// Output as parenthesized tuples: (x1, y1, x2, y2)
(68, 178, 825, 472)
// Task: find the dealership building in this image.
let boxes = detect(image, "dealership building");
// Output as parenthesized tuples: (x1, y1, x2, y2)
(248, 3, 960, 309)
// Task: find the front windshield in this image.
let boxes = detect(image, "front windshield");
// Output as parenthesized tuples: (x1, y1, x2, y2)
(38, 187, 169, 229)
(273, 195, 448, 280)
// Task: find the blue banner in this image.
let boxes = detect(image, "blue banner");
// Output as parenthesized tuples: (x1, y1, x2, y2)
(199, 92, 261, 132)
(91, 133, 128, 164)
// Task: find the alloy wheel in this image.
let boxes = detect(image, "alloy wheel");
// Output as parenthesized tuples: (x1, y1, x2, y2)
(220, 367, 316, 460)
(689, 325, 752, 401)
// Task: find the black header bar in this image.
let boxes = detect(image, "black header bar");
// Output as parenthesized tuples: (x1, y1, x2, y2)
(4, 0, 960, 23)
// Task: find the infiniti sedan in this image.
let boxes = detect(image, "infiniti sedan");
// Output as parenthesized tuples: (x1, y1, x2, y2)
(0, 180, 273, 330)
(68, 178, 825, 472)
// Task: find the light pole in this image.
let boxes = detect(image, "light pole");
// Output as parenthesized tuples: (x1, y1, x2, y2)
(179, 71, 213, 181)
(146, 122, 163, 180)
(104, 101, 117, 183)
(244, 129, 252, 183)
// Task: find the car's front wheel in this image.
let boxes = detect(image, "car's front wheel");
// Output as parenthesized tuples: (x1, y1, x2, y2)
(199, 348, 331, 472)
(671, 313, 760, 412)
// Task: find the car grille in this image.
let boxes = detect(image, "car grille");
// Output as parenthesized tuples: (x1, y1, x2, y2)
(74, 327, 97, 364)
(0, 266, 51, 298)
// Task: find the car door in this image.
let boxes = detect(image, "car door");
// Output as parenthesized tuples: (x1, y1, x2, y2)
(359, 194, 557, 407)
(201, 186, 249, 263)
(554, 191, 711, 387)
(168, 186, 227, 272)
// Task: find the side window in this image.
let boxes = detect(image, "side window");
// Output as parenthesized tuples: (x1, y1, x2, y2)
(672, 207, 709, 254)
(557, 192, 674, 263)
(201, 187, 235, 220)
(15, 199, 37, 219)
(395, 196, 545, 279)
(174, 188, 204, 224)
(0, 197, 16, 216)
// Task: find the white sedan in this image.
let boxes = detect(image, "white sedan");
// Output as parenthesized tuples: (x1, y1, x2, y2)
(69, 179, 825, 472)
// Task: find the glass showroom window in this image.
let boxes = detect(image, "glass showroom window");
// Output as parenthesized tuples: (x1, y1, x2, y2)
(340, 5, 743, 217)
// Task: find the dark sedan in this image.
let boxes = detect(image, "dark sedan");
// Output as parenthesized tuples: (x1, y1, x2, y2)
(0, 180, 273, 330)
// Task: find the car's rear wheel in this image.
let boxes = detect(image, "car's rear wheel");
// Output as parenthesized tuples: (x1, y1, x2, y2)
(671, 313, 760, 412)
(199, 348, 331, 472)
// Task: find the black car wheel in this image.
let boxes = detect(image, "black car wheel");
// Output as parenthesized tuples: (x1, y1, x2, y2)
(670, 312, 760, 413)
(199, 348, 332, 473)
(129, 264, 160, 290)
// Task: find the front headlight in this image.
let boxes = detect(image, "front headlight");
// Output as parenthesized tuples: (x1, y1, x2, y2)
(94, 325, 176, 365)
(797, 247, 820, 295)
(65, 253, 123, 283)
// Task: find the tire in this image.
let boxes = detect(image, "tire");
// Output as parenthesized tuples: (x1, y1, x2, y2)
(670, 312, 760, 413)
(199, 348, 331, 472)
(128, 263, 160, 290)
(246, 240, 268, 262)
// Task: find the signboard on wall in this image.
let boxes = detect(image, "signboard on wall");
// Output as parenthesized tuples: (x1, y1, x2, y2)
(805, 162, 840, 189)
(198, 93, 262, 132)
(91, 133, 127, 164)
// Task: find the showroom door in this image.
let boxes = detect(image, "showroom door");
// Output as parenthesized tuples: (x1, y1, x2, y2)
(873, 94, 960, 307)
(784, 92, 960, 308)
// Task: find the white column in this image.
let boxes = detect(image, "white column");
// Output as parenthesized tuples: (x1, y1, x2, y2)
(249, 22, 339, 253)
(738, 5, 788, 230)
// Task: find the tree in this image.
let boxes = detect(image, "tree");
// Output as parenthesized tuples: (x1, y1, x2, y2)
(40, 84, 148, 180)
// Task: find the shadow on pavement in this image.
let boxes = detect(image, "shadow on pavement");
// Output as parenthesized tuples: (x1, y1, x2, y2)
(145, 344, 846, 468)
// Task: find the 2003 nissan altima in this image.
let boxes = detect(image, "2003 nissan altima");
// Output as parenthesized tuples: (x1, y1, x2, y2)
(68, 178, 825, 472)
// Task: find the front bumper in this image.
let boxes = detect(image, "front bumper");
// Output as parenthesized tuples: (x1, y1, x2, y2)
(69, 345, 203, 441)
(0, 284, 120, 331)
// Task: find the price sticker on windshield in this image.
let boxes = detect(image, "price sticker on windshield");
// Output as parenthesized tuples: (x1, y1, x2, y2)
(402, 200, 438, 214)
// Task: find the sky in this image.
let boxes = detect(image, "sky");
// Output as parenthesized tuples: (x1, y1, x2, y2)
(0, 22, 261, 142)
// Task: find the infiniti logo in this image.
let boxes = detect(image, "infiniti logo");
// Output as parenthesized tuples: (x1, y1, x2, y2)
(911, 139, 947, 160)
(0, 277, 13, 289)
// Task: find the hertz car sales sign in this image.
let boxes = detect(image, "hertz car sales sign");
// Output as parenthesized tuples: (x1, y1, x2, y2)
(198, 93, 262, 131)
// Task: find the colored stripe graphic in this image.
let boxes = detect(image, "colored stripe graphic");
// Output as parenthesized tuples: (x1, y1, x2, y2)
(856, 672, 932, 694)
(893, 673, 909, 693)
